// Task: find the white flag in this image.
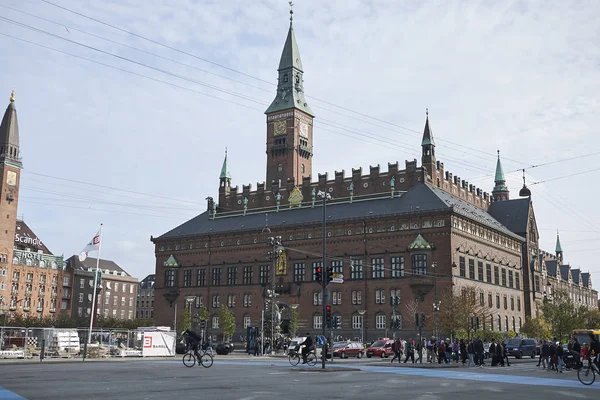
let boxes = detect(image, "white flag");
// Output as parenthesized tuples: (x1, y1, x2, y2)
(79, 230, 101, 261)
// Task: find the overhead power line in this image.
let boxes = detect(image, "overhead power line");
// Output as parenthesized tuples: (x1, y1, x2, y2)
(33, 0, 529, 167)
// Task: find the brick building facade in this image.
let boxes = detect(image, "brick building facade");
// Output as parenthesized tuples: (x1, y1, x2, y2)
(136, 274, 154, 319)
(151, 18, 597, 341)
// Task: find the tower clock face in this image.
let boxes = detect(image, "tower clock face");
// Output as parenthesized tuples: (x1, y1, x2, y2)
(6, 171, 16, 186)
(274, 120, 286, 136)
(299, 122, 308, 138)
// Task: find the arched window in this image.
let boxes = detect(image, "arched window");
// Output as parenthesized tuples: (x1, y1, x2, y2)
(375, 313, 386, 329)
(512, 316, 516, 332)
(505, 316, 509, 332)
(518, 317, 522, 331)
(312, 313, 322, 329)
(497, 315, 501, 331)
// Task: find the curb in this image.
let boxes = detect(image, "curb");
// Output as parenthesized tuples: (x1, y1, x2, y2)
(367, 362, 461, 369)
(290, 367, 362, 372)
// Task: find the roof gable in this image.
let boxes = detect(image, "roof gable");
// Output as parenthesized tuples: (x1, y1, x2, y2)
(488, 198, 531, 235)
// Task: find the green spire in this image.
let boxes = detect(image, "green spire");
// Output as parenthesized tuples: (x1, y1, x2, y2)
(265, 9, 313, 117)
(494, 150, 506, 183)
(492, 150, 509, 201)
(219, 148, 231, 180)
(556, 230, 563, 254)
(421, 108, 435, 147)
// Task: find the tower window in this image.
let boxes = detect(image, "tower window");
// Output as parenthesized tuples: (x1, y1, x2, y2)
(283, 74, 288, 83)
(278, 164, 283, 172)
(301, 164, 305, 173)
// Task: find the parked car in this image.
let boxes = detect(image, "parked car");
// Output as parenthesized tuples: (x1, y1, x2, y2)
(215, 342, 235, 355)
(505, 338, 537, 359)
(366, 339, 394, 358)
(331, 342, 364, 359)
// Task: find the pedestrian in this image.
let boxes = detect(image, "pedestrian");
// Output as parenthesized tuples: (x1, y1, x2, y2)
(556, 340, 564, 373)
(404, 338, 415, 363)
(467, 340, 475, 367)
(415, 338, 424, 364)
(391, 338, 401, 363)
(501, 340, 511, 366)
(460, 339, 467, 365)
(541, 339, 550, 369)
(426, 337, 435, 363)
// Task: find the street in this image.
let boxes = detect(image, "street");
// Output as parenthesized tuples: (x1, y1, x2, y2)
(0, 356, 598, 400)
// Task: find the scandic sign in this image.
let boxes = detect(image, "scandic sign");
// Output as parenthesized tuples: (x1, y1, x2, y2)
(15, 234, 43, 248)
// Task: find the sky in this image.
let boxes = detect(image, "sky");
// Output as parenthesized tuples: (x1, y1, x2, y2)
(0, 0, 599, 288)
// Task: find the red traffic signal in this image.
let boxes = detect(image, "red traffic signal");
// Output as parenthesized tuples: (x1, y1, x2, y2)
(326, 305, 331, 312)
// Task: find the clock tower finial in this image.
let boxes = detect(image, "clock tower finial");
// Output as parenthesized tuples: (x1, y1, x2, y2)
(264, 7, 314, 187)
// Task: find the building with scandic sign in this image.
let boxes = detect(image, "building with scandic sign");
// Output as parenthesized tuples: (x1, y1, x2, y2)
(150, 15, 597, 341)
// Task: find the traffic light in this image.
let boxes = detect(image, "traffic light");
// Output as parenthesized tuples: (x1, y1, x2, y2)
(414, 312, 419, 328)
(331, 315, 339, 329)
(421, 312, 426, 328)
(390, 296, 400, 307)
(325, 305, 332, 328)
(315, 266, 322, 283)
(327, 267, 334, 284)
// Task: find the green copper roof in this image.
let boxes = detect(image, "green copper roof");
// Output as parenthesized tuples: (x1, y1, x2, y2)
(421, 115, 435, 147)
(163, 254, 180, 267)
(494, 153, 506, 183)
(265, 24, 314, 117)
(220, 150, 231, 180)
(556, 231, 563, 254)
(278, 25, 303, 72)
(408, 234, 434, 250)
(492, 152, 509, 193)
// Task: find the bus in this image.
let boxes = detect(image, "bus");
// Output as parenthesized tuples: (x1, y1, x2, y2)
(572, 329, 600, 346)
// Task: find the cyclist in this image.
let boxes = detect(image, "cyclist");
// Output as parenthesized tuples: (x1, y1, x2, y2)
(299, 333, 313, 364)
(183, 329, 203, 364)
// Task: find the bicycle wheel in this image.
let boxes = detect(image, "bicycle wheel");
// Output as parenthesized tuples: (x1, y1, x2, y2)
(200, 353, 214, 368)
(182, 353, 196, 368)
(306, 353, 317, 367)
(289, 354, 300, 366)
(577, 366, 596, 386)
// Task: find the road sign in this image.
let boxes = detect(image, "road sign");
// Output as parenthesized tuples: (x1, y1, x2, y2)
(317, 335, 325, 346)
(331, 278, 344, 283)
(332, 273, 343, 279)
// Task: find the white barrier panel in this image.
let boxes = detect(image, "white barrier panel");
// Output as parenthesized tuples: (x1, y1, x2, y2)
(119, 349, 142, 357)
(142, 331, 176, 357)
(0, 350, 25, 359)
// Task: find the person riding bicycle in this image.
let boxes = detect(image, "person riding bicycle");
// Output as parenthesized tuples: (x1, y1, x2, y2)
(183, 329, 203, 363)
(298, 333, 314, 364)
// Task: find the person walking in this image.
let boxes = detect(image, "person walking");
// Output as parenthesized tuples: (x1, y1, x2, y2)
(466, 340, 475, 367)
(501, 340, 511, 366)
(415, 338, 424, 364)
(556, 340, 564, 373)
(541, 340, 550, 369)
(391, 338, 402, 363)
(404, 339, 415, 363)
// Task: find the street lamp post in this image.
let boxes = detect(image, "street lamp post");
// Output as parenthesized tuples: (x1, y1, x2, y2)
(266, 236, 282, 356)
(290, 304, 299, 339)
(317, 190, 331, 370)
(431, 262, 441, 338)
(358, 310, 366, 345)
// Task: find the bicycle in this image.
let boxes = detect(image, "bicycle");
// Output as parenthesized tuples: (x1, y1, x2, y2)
(182, 349, 214, 368)
(288, 347, 317, 367)
(577, 355, 599, 385)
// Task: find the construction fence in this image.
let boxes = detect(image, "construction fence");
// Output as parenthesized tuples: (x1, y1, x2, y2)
(0, 326, 177, 360)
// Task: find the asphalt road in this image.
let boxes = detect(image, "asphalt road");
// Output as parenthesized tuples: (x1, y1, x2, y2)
(0, 356, 598, 400)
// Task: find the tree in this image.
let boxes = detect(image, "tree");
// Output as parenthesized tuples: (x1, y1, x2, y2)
(401, 299, 420, 330)
(289, 307, 299, 338)
(578, 308, 600, 329)
(177, 309, 192, 333)
(438, 286, 492, 339)
(540, 290, 580, 341)
(219, 307, 236, 342)
(520, 316, 551, 340)
(198, 306, 210, 322)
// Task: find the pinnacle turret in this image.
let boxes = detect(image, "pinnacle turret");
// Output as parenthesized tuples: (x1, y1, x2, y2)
(492, 150, 509, 201)
(0, 89, 22, 168)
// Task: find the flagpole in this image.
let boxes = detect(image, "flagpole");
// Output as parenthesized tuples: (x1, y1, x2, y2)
(87, 224, 103, 345)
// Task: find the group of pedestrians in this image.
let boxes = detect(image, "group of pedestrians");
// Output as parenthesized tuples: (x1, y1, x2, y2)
(390, 338, 423, 363)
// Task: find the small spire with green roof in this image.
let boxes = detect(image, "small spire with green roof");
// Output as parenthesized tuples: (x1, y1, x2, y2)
(492, 150, 509, 201)
(556, 230, 563, 261)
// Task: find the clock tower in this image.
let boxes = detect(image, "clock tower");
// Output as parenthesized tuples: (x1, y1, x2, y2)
(264, 10, 314, 187)
(0, 90, 22, 271)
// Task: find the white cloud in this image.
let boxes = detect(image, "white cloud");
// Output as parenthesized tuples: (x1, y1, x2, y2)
(1, 0, 599, 285)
